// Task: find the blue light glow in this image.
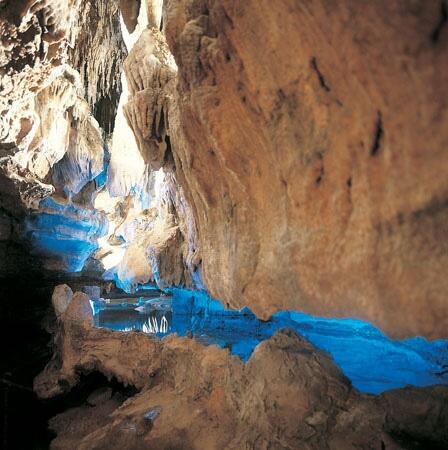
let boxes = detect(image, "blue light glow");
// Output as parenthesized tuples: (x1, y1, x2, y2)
(23, 197, 108, 272)
(93, 146, 110, 190)
(92, 286, 448, 395)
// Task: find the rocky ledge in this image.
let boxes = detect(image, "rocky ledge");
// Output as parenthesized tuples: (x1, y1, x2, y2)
(34, 286, 448, 449)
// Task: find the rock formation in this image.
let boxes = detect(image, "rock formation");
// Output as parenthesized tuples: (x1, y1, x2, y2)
(1, 0, 448, 447)
(7, 0, 447, 340)
(69, 0, 127, 134)
(123, 27, 176, 171)
(35, 287, 448, 449)
(0, 1, 115, 274)
(160, 0, 448, 339)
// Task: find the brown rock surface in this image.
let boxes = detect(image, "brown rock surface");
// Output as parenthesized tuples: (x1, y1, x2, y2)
(51, 283, 73, 318)
(69, 0, 127, 134)
(35, 290, 448, 449)
(162, 0, 448, 339)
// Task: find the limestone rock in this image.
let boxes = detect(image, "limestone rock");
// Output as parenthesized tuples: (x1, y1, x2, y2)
(163, 0, 448, 339)
(69, 0, 127, 134)
(22, 196, 108, 272)
(51, 284, 73, 318)
(123, 27, 177, 170)
(51, 98, 105, 197)
(34, 303, 448, 449)
(114, 203, 186, 292)
(0, 0, 122, 276)
(119, 0, 141, 34)
(63, 291, 93, 327)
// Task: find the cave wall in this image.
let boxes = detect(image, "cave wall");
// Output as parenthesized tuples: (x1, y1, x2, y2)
(69, 0, 127, 134)
(0, 1, 133, 276)
(107, 3, 200, 291)
(1, 0, 447, 339)
(0, 1, 81, 274)
(158, 0, 448, 339)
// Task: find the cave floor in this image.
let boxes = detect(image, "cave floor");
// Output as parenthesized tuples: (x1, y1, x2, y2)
(2, 279, 448, 449)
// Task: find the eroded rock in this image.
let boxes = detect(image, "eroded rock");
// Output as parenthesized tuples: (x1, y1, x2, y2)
(51, 284, 73, 318)
(35, 294, 448, 449)
(162, 0, 448, 339)
(123, 27, 177, 171)
(119, 0, 141, 34)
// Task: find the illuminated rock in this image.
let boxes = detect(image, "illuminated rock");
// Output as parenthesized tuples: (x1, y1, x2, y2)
(123, 27, 177, 171)
(23, 197, 108, 272)
(35, 292, 448, 449)
(163, 0, 448, 339)
(93, 287, 448, 395)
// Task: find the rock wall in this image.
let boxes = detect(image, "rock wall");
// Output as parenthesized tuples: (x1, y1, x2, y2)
(0, 0, 151, 277)
(160, 0, 448, 339)
(69, 0, 127, 134)
(1, 0, 447, 339)
(110, 3, 200, 291)
(0, 6, 102, 222)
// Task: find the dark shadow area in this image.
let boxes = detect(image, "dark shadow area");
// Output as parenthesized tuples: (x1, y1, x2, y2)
(0, 261, 134, 449)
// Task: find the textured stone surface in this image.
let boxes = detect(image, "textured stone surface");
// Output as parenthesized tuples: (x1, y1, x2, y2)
(162, 0, 448, 339)
(1, 0, 447, 339)
(119, 0, 141, 34)
(35, 293, 448, 449)
(1, 1, 446, 446)
(0, 3, 77, 213)
(100, 15, 200, 291)
(22, 196, 108, 272)
(113, 203, 185, 291)
(69, 0, 127, 134)
(51, 284, 73, 318)
(123, 27, 177, 170)
(0, 0, 128, 276)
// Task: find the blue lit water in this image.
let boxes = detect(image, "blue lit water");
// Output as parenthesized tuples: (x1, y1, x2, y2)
(91, 287, 448, 395)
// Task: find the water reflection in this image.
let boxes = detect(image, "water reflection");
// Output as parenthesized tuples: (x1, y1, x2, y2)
(91, 287, 448, 395)
(93, 297, 172, 336)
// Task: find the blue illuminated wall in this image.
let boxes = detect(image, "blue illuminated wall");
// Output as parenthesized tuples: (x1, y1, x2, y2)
(23, 197, 108, 272)
(93, 286, 448, 395)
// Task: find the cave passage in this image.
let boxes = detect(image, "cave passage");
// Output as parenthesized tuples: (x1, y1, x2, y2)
(91, 285, 448, 395)
(2, 0, 448, 447)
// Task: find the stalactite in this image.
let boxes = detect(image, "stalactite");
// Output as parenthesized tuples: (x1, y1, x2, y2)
(69, 0, 127, 135)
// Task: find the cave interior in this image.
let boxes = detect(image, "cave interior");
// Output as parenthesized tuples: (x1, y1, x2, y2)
(0, 0, 448, 449)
